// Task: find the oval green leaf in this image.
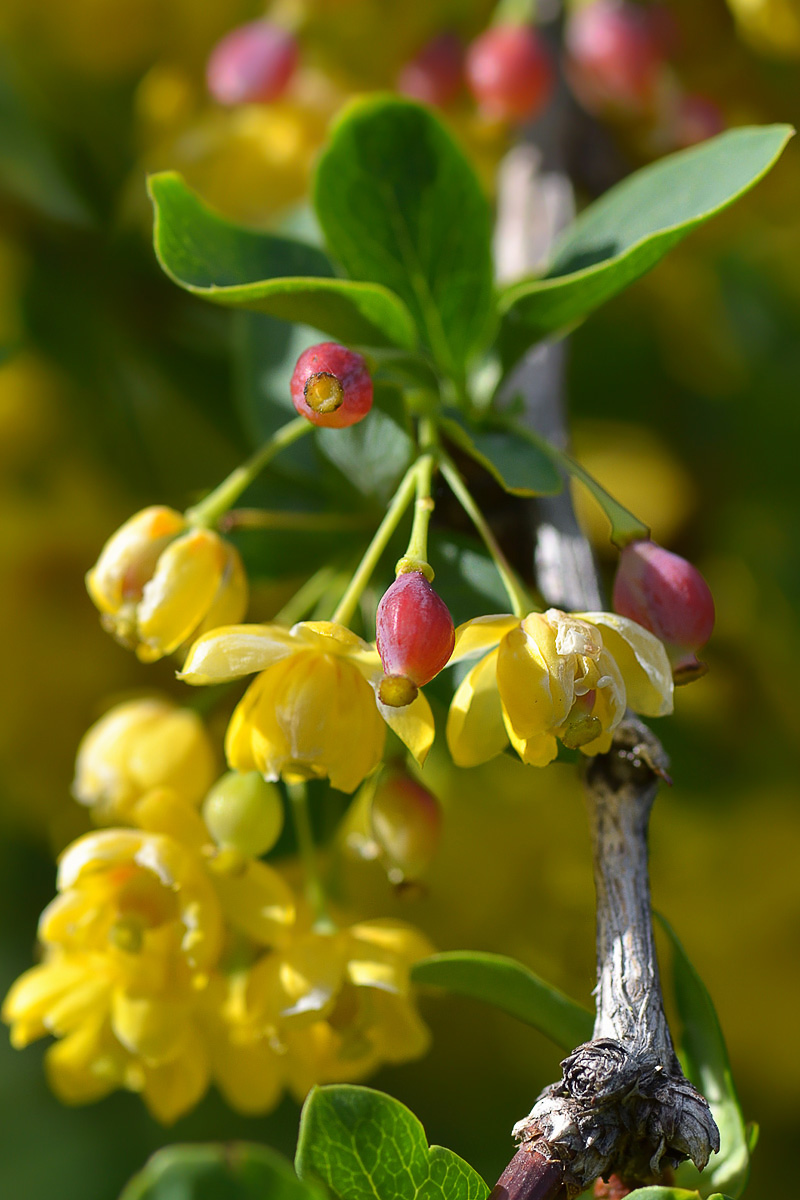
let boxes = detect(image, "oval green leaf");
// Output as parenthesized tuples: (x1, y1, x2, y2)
(498, 125, 793, 366)
(120, 1143, 325, 1200)
(411, 951, 593, 1050)
(296, 1085, 488, 1200)
(313, 96, 495, 379)
(657, 914, 751, 1199)
(148, 172, 417, 349)
(441, 413, 562, 497)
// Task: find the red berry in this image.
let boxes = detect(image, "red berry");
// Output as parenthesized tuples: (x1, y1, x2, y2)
(612, 539, 715, 683)
(376, 572, 455, 706)
(566, 0, 663, 116)
(370, 771, 442, 885)
(206, 21, 298, 106)
(290, 342, 373, 429)
(465, 25, 554, 122)
(397, 33, 464, 108)
(672, 94, 725, 148)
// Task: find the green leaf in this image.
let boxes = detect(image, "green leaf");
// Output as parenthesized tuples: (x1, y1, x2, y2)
(313, 96, 495, 378)
(606, 1190, 702, 1199)
(120, 1143, 324, 1200)
(411, 951, 593, 1050)
(440, 413, 562, 497)
(296, 1085, 488, 1200)
(657, 915, 751, 1199)
(505, 421, 649, 547)
(148, 172, 417, 349)
(498, 125, 793, 365)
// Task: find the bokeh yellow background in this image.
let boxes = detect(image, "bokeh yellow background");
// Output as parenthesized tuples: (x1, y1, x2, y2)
(1, 0, 799, 1196)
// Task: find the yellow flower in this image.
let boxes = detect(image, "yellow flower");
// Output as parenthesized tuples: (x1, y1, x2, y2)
(180, 621, 435, 793)
(447, 608, 673, 768)
(86, 505, 248, 662)
(2, 828, 224, 1123)
(245, 918, 433, 1101)
(73, 697, 217, 823)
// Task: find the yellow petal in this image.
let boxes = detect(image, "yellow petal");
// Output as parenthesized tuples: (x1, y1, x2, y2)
(125, 707, 217, 812)
(278, 931, 346, 1023)
(136, 529, 227, 660)
(367, 993, 431, 1063)
(449, 615, 519, 664)
(185, 543, 249, 644)
(2, 959, 94, 1046)
(446, 649, 508, 767)
(496, 620, 573, 739)
(180, 623, 297, 684)
(45, 1019, 125, 1105)
(86, 506, 185, 615)
(210, 1033, 283, 1115)
(579, 613, 674, 717)
(504, 713, 559, 768)
(141, 1026, 209, 1124)
(130, 788, 209, 849)
(111, 990, 191, 1061)
(375, 689, 435, 767)
(211, 860, 295, 947)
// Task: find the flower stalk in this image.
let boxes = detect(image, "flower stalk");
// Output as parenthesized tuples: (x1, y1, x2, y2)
(439, 454, 531, 618)
(186, 416, 311, 529)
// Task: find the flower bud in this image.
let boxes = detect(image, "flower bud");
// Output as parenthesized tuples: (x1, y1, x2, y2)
(465, 25, 554, 122)
(565, 0, 663, 116)
(86, 506, 248, 662)
(73, 698, 217, 823)
(290, 343, 373, 429)
(612, 539, 715, 683)
(370, 770, 442, 885)
(397, 34, 463, 108)
(206, 21, 299, 106)
(202, 770, 284, 858)
(376, 571, 455, 707)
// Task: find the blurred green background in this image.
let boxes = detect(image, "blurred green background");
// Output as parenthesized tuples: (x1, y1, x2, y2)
(1, 0, 799, 1196)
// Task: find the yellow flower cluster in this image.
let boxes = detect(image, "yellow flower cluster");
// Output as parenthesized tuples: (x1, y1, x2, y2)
(2, 698, 433, 1123)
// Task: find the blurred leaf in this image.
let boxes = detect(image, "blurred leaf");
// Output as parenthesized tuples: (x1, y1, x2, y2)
(149, 172, 417, 349)
(314, 97, 494, 378)
(315, 385, 413, 501)
(498, 125, 793, 366)
(657, 915, 750, 1199)
(412, 951, 593, 1049)
(296, 1085, 488, 1200)
(120, 1143, 323, 1200)
(441, 412, 562, 497)
(0, 59, 92, 226)
(506, 421, 649, 547)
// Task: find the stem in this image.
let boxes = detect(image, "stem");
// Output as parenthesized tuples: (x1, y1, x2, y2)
(220, 509, 372, 533)
(273, 564, 343, 628)
(439, 454, 532, 618)
(401, 452, 436, 569)
(287, 782, 333, 931)
(186, 417, 311, 529)
(330, 461, 419, 627)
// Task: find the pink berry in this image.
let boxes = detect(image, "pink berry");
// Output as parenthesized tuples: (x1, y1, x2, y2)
(206, 21, 298, 106)
(672, 94, 725, 148)
(290, 342, 373, 429)
(566, 0, 663, 115)
(612, 539, 715, 683)
(376, 572, 455, 706)
(465, 25, 554, 122)
(370, 770, 442, 885)
(397, 33, 464, 108)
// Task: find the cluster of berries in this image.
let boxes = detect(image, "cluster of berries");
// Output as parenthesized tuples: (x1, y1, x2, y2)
(206, 4, 723, 149)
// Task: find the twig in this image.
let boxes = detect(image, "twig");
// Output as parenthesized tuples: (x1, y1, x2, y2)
(492, 25, 718, 1197)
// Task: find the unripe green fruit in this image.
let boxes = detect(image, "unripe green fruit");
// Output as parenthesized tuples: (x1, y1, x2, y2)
(203, 771, 284, 858)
